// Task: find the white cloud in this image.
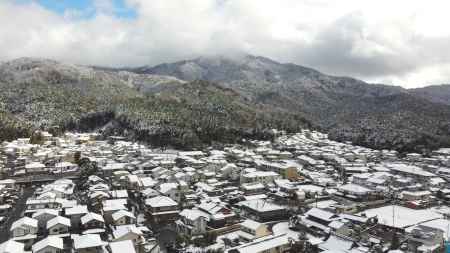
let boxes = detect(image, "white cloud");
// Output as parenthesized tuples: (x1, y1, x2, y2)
(1, 0, 450, 88)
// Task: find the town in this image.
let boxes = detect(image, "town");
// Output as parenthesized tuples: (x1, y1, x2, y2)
(0, 129, 450, 253)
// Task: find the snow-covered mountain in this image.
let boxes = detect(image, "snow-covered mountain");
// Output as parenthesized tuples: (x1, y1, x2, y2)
(132, 54, 450, 152)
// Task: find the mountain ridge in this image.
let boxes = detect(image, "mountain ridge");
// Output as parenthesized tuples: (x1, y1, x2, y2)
(131, 54, 450, 152)
(0, 57, 310, 149)
(1, 55, 450, 152)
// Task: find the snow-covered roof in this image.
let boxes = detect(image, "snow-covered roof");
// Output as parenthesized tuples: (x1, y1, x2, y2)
(230, 234, 290, 253)
(158, 182, 178, 194)
(238, 199, 284, 212)
(32, 237, 63, 252)
(65, 205, 88, 216)
(32, 209, 59, 219)
(109, 240, 136, 253)
(241, 219, 264, 231)
(179, 209, 208, 221)
(25, 162, 45, 169)
(305, 208, 337, 222)
(10, 217, 38, 231)
(112, 225, 143, 239)
(109, 190, 128, 199)
(145, 196, 178, 207)
(81, 212, 104, 224)
(386, 163, 435, 177)
(47, 216, 71, 229)
(360, 205, 443, 228)
(319, 235, 354, 252)
(112, 210, 135, 221)
(0, 240, 24, 253)
(338, 184, 373, 195)
(72, 234, 107, 249)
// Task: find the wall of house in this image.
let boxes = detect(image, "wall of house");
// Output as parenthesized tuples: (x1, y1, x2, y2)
(12, 226, 37, 237)
(49, 224, 69, 235)
(255, 226, 271, 238)
(36, 246, 60, 253)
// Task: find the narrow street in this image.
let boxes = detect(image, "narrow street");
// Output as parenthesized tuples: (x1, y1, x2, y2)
(0, 186, 34, 242)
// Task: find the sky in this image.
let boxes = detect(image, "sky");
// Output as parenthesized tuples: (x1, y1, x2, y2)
(1, 0, 450, 88)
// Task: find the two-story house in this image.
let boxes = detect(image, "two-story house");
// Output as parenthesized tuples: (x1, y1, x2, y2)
(176, 209, 208, 236)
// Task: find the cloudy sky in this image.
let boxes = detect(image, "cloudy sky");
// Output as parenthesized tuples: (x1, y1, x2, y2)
(1, 0, 450, 88)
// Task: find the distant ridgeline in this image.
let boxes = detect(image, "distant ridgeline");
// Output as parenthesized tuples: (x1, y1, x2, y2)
(1, 56, 450, 153)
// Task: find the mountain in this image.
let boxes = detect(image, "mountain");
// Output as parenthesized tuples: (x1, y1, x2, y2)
(0, 58, 308, 149)
(134, 54, 450, 152)
(409, 85, 450, 106)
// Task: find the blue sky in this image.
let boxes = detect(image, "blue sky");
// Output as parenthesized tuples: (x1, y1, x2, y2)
(29, 0, 137, 18)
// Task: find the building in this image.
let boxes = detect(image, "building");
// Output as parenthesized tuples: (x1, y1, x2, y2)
(47, 216, 71, 236)
(176, 209, 208, 236)
(31, 237, 63, 253)
(238, 199, 288, 222)
(238, 219, 271, 241)
(145, 196, 179, 226)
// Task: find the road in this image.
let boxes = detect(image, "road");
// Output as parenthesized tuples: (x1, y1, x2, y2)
(0, 186, 34, 242)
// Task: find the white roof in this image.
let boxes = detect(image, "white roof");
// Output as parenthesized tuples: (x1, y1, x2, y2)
(238, 199, 284, 212)
(319, 235, 354, 252)
(112, 210, 135, 221)
(10, 217, 38, 231)
(360, 205, 443, 228)
(112, 225, 143, 239)
(386, 163, 435, 177)
(0, 179, 16, 184)
(0, 240, 24, 253)
(109, 190, 129, 199)
(338, 183, 373, 195)
(241, 219, 264, 231)
(32, 209, 59, 218)
(139, 177, 157, 187)
(242, 171, 279, 178)
(145, 196, 178, 207)
(32, 237, 63, 252)
(72, 234, 107, 249)
(65, 205, 88, 216)
(109, 240, 136, 253)
(81, 212, 104, 225)
(179, 209, 207, 221)
(305, 208, 337, 222)
(241, 183, 265, 190)
(47, 216, 71, 229)
(158, 183, 178, 194)
(55, 162, 76, 168)
(231, 234, 289, 253)
(25, 162, 45, 169)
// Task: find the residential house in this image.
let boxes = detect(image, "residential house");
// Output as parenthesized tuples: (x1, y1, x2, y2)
(176, 209, 208, 236)
(238, 199, 288, 222)
(197, 201, 238, 228)
(0, 240, 25, 253)
(32, 209, 59, 229)
(145, 196, 179, 226)
(72, 234, 107, 253)
(65, 205, 88, 230)
(111, 210, 136, 226)
(406, 225, 444, 253)
(10, 217, 38, 248)
(47, 216, 71, 236)
(31, 237, 63, 253)
(80, 212, 105, 233)
(238, 219, 271, 242)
